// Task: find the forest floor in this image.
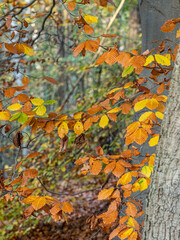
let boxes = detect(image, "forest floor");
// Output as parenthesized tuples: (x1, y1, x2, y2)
(13, 177, 114, 240)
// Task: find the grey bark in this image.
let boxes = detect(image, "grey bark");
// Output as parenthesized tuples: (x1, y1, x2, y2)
(142, 47, 180, 239)
(138, 0, 180, 52)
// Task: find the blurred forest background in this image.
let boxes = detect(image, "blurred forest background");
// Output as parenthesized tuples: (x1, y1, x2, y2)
(0, 0, 141, 239)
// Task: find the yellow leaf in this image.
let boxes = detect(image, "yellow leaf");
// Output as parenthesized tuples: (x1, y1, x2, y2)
(84, 14, 98, 24)
(99, 114, 109, 128)
(0, 111, 10, 121)
(139, 111, 153, 122)
(155, 111, 164, 119)
(138, 178, 148, 191)
(132, 182, 140, 192)
(62, 202, 74, 214)
(108, 88, 121, 94)
(22, 195, 38, 204)
(73, 112, 82, 120)
(127, 217, 139, 229)
(176, 29, 180, 38)
(117, 172, 132, 186)
(32, 197, 46, 210)
(36, 105, 46, 116)
(124, 82, 133, 89)
(21, 43, 34, 56)
(144, 55, 154, 66)
(7, 103, 22, 111)
(141, 166, 152, 178)
(154, 54, 171, 66)
(31, 98, 44, 106)
(149, 135, 159, 147)
(134, 99, 148, 112)
(108, 107, 121, 113)
(127, 231, 138, 240)
(74, 121, 84, 135)
(98, 188, 114, 200)
(58, 122, 69, 138)
(119, 228, 134, 239)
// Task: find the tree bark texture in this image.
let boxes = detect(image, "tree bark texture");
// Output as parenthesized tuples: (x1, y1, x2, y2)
(138, 0, 180, 52)
(142, 47, 180, 239)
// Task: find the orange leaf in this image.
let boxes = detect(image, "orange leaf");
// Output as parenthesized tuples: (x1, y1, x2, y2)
(22, 76, 29, 85)
(84, 25, 94, 35)
(22, 195, 38, 204)
(125, 202, 137, 217)
(62, 202, 74, 214)
(74, 121, 84, 135)
(26, 152, 40, 159)
(4, 88, 16, 98)
(121, 103, 132, 114)
(146, 99, 159, 110)
(85, 40, 99, 53)
(98, 188, 114, 200)
(73, 42, 85, 57)
(90, 160, 102, 175)
(134, 128, 148, 145)
(50, 203, 61, 215)
(109, 226, 121, 240)
(161, 19, 176, 32)
(24, 169, 38, 178)
(32, 197, 46, 210)
(104, 161, 116, 174)
(67, 2, 76, 11)
(112, 161, 125, 178)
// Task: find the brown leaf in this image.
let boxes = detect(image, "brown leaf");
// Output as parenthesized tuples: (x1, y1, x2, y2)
(44, 76, 59, 85)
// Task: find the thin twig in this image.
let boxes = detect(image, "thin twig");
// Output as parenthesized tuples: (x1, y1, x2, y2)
(37, 177, 100, 196)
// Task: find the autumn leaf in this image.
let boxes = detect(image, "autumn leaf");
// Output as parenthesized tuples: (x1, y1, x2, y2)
(134, 99, 148, 112)
(44, 76, 59, 85)
(90, 160, 102, 175)
(122, 65, 134, 77)
(62, 202, 74, 214)
(98, 188, 114, 200)
(141, 166, 152, 178)
(67, 2, 76, 11)
(36, 105, 46, 116)
(125, 202, 137, 217)
(117, 172, 132, 186)
(31, 98, 44, 106)
(119, 228, 134, 239)
(99, 114, 109, 128)
(24, 169, 38, 178)
(50, 203, 61, 215)
(84, 14, 98, 24)
(8, 103, 22, 111)
(58, 122, 69, 139)
(32, 197, 46, 210)
(26, 152, 40, 159)
(74, 121, 84, 135)
(149, 135, 159, 147)
(21, 43, 34, 56)
(0, 111, 10, 121)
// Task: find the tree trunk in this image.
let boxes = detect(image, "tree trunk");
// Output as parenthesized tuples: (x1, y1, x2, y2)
(142, 47, 180, 239)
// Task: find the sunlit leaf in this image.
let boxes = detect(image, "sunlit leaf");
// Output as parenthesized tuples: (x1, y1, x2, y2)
(0, 111, 10, 121)
(149, 135, 159, 147)
(31, 98, 44, 106)
(84, 14, 98, 24)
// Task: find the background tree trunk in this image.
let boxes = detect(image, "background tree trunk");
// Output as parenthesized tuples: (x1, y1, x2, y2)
(142, 47, 180, 240)
(138, 0, 180, 52)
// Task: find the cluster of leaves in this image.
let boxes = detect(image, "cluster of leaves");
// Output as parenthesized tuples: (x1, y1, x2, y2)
(0, 0, 180, 239)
